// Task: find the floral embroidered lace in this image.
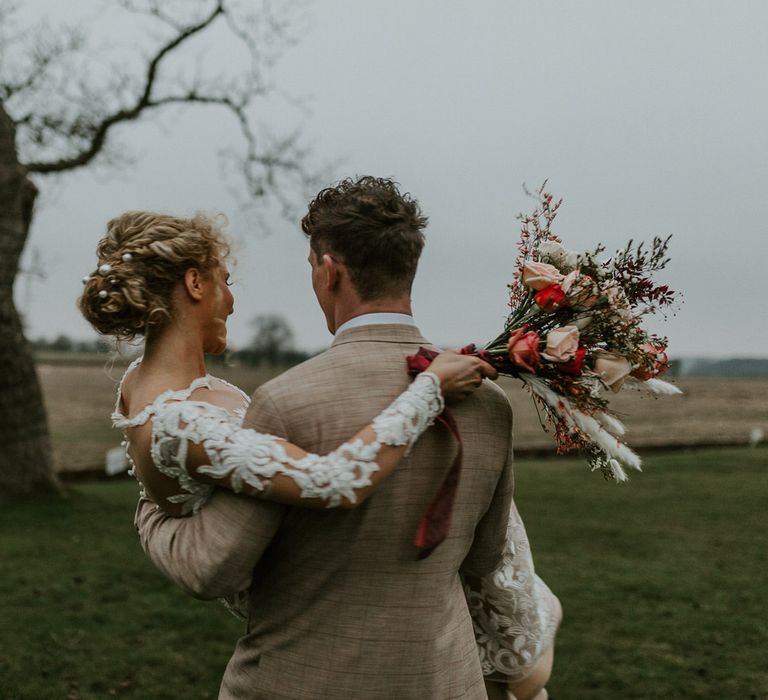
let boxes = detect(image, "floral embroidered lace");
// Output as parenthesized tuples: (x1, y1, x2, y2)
(112, 359, 444, 514)
(463, 503, 560, 681)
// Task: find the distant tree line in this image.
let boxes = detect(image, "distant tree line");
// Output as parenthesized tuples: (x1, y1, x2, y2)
(31, 335, 110, 354)
(228, 314, 313, 367)
(679, 358, 768, 377)
(33, 314, 313, 367)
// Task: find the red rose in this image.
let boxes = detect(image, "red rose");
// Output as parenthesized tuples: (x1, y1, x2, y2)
(534, 283, 570, 312)
(507, 327, 541, 373)
(558, 346, 587, 375)
(630, 343, 669, 380)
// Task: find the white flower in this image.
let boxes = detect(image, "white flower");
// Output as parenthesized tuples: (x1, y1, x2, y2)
(537, 241, 582, 272)
(538, 241, 565, 264)
(563, 251, 581, 269)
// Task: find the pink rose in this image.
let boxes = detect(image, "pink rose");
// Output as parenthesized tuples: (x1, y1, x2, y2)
(522, 261, 564, 291)
(542, 325, 580, 362)
(507, 327, 541, 374)
(593, 350, 632, 392)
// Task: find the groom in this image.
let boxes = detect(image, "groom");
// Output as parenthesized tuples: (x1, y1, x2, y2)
(135, 176, 556, 699)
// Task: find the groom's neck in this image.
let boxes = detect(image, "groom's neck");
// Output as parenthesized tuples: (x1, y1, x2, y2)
(331, 296, 413, 334)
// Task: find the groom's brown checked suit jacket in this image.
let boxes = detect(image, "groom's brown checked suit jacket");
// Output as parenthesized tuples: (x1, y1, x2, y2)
(135, 324, 515, 700)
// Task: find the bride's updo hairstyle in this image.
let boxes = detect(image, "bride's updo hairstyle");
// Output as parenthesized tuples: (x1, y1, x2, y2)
(79, 211, 230, 341)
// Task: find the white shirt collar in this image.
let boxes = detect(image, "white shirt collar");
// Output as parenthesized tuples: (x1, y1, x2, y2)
(335, 313, 416, 336)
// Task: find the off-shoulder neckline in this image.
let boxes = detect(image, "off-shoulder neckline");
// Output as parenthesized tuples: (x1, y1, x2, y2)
(111, 356, 248, 429)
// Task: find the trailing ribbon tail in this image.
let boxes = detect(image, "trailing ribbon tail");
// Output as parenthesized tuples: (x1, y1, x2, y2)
(406, 346, 466, 559)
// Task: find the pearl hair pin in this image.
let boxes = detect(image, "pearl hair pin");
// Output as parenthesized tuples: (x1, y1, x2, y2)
(122, 253, 132, 262)
(82, 276, 90, 285)
(99, 263, 112, 275)
(98, 290, 108, 299)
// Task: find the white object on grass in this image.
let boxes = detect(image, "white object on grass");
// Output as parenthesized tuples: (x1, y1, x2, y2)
(105, 446, 128, 476)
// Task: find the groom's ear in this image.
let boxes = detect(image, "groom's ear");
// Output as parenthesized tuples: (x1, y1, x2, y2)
(322, 254, 340, 291)
(183, 268, 206, 301)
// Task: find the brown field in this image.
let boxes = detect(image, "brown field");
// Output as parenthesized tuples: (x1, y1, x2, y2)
(36, 358, 768, 473)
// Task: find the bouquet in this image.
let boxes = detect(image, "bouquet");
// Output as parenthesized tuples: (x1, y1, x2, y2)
(479, 184, 681, 481)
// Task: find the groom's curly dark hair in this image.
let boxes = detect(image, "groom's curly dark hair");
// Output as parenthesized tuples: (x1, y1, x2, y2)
(301, 176, 428, 300)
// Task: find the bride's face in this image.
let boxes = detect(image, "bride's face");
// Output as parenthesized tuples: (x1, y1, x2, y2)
(201, 261, 235, 354)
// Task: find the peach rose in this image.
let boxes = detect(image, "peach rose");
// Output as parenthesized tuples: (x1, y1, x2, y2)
(522, 261, 564, 291)
(593, 350, 632, 392)
(542, 325, 580, 362)
(559, 271, 579, 294)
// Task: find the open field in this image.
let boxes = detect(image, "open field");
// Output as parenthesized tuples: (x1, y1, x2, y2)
(37, 360, 278, 474)
(1, 448, 766, 699)
(36, 358, 768, 473)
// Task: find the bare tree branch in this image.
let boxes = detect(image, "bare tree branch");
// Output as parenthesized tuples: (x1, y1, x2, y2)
(0, 26, 84, 102)
(119, 0, 187, 32)
(144, 90, 317, 204)
(24, 2, 224, 174)
(2, 0, 318, 220)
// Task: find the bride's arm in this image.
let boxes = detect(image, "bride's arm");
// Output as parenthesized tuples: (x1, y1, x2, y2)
(154, 351, 495, 514)
(134, 490, 283, 599)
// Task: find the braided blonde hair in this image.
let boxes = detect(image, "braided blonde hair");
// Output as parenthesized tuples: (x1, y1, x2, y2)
(79, 211, 230, 340)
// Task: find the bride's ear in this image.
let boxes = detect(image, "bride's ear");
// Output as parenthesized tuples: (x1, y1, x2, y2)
(183, 268, 206, 301)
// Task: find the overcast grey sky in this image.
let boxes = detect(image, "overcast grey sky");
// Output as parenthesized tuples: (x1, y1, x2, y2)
(12, 1, 768, 357)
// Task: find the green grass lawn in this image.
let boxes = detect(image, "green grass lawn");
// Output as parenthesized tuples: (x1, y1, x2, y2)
(1, 447, 766, 699)
(520, 447, 768, 700)
(0, 483, 241, 700)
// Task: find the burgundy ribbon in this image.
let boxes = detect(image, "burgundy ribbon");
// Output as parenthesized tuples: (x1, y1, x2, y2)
(406, 344, 481, 559)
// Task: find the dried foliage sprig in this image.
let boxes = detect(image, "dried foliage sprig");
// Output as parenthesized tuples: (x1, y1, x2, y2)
(509, 180, 563, 309)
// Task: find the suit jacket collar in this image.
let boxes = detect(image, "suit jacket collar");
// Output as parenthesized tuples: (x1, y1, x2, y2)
(331, 323, 430, 347)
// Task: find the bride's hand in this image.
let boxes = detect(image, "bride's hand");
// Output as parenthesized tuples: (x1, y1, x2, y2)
(428, 350, 498, 402)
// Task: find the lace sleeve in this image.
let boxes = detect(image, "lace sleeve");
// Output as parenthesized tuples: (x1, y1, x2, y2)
(150, 372, 444, 514)
(463, 505, 561, 682)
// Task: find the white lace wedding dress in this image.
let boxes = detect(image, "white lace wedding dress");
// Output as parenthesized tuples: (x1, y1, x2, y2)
(463, 510, 561, 681)
(112, 357, 445, 513)
(113, 358, 558, 682)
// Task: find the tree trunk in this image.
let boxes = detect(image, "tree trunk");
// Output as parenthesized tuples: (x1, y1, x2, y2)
(0, 101, 60, 498)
